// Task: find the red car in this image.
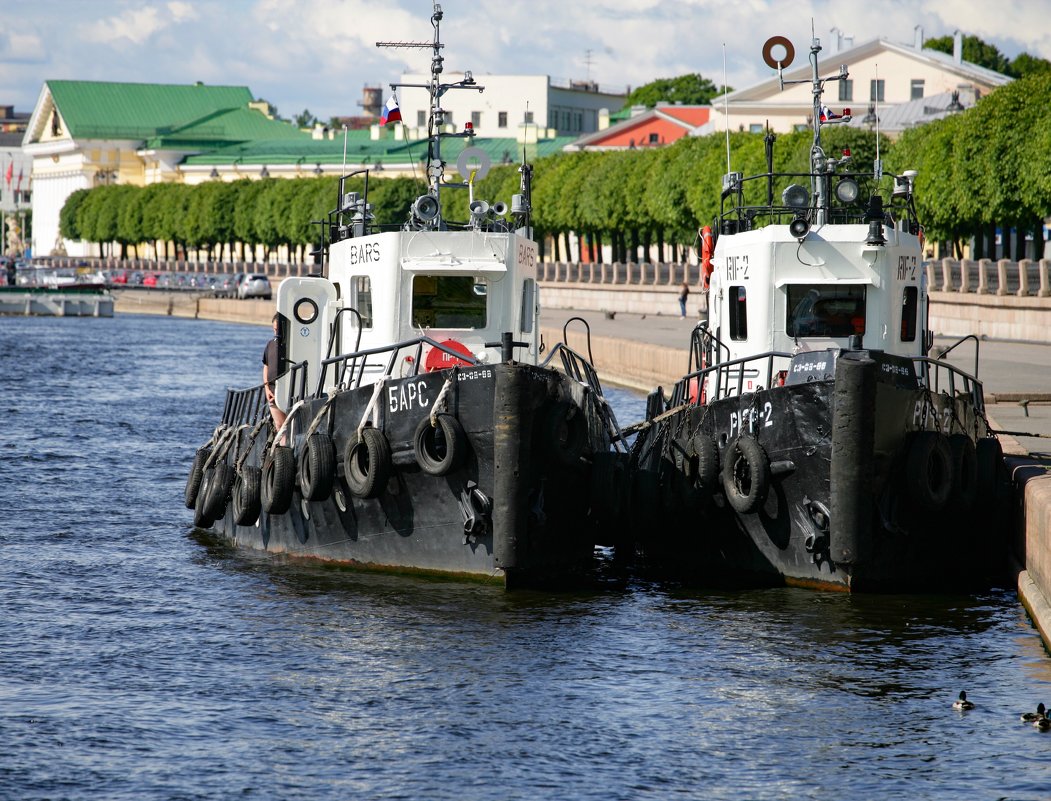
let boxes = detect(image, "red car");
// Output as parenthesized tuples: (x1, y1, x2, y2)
(143, 273, 159, 287)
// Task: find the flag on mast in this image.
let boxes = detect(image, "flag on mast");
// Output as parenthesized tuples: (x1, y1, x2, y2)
(380, 95, 401, 126)
(4, 161, 11, 186)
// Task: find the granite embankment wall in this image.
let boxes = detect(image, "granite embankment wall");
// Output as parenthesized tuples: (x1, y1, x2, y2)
(112, 288, 682, 392)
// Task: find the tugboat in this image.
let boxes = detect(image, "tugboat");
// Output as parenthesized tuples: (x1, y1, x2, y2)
(184, 2, 626, 587)
(627, 35, 1005, 592)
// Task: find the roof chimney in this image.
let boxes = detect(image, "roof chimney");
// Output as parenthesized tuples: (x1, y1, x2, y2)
(830, 27, 840, 54)
(914, 25, 924, 50)
(953, 30, 963, 63)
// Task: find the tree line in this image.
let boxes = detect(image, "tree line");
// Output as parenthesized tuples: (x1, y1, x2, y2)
(61, 70, 1051, 265)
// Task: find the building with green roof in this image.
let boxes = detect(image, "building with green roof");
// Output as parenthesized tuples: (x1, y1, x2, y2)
(21, 78, 588, 257)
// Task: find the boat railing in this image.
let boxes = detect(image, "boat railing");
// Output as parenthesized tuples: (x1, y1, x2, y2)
(540, 338, 627, 451)
(220, 383, 269, 427)
(310, 336, 483, 399)
(668, 350, 793, 409)
(932, 333, 980, 379)
(688, 321, 731, 376)
(912, 353, 985, 413)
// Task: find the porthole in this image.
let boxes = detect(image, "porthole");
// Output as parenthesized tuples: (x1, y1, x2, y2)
(294, 298, 319, 325)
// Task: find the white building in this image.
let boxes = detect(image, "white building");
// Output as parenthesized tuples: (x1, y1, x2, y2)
(710, 29, 1012, 137)
(394, 74, 625, 141)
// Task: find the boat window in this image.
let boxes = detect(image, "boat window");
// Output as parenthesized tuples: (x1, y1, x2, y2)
(729, 285, 748, 341)
(786, 284, 866, 337)
(352, 276, 373, 329)
(412, 275, 487, 329)
(520, 278, 535, 333)
(901, 285, 918, 342)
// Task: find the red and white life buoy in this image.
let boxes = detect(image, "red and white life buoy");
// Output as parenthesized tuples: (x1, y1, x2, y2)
(700, 226, 714, 291)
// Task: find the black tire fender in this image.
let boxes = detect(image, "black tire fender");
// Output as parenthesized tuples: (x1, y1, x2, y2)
(721, 435, 770, 514)
(201, 460, 234, 521)
(413, 413, 468, 476)
(298, 432, 336, 501)
(543, 400, 587, 466)
(976, 436, 1004, 502)
(905, 431, 953, 512)
(232, 465, 262, 526)
(343, 427, 393, 499)
(262, 445, 295, 514)
(193, 466, 216, 528)
(184, 445, 212, 509)
(947, 433, 977, 511)
(691, 432, 720, 489)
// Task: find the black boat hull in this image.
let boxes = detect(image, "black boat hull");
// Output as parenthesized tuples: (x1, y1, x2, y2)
(630, 349, 1006, 591)
(196, 363, 619, 587)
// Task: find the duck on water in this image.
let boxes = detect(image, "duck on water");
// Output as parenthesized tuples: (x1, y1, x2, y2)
(625, 33, 1009, 592)
(184, 2, 628, 588)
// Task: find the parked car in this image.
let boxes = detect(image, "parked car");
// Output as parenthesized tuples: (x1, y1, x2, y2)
(142, 273, 159, 287)
(238, 274, 272, 300)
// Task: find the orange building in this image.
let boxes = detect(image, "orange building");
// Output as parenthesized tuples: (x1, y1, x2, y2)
(565, 104, 711, 151)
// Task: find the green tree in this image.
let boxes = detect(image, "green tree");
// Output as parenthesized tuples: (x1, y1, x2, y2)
(294, 109, 317, 129)
(1008, 52, 1051, 78)
(58, 188, 91, 242)
(625, 74, 725, 108)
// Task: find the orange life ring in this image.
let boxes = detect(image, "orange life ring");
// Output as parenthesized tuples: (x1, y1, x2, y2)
(700, 225, 714, 291)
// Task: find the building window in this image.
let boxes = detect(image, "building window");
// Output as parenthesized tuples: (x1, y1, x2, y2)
(471, 111, 481, 128)
(910, 79, 925, 100)
(729, 286, 748, 340)
(793, 123, 809, 132)
(870, 79, 885, 102)
(749, 123, 763, 133)
(498, 111, 507, 128)
(839, 79, 853, 102)
(901, 286, 918, 341)
(649, 132, 660, 144)
(524, 110, 534, 124)
(417, 110, 426, 127)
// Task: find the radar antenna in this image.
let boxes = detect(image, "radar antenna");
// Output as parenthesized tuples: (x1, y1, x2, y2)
(377, 2, 485, 230)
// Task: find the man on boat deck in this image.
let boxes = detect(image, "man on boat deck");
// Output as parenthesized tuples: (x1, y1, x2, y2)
(263, 313, 287, 444)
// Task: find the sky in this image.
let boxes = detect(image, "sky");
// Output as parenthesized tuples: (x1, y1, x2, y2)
(2, 0, 1049, 123)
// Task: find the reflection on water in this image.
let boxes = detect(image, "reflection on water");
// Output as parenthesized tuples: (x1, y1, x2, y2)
(2, 315, 1051, 801)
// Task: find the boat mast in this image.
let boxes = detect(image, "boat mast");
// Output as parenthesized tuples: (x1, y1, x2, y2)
(377, 2, 483, 230)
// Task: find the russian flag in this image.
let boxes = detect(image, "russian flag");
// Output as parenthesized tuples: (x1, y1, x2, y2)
(819, 105, 841, 122)
(380, 95, 402, 125)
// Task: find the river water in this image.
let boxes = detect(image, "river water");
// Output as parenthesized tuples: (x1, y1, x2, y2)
(3, 314, 1051, 800)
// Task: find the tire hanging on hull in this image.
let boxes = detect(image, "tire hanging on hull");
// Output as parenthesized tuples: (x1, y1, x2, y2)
(298, 432, 336, 501)
(413, 413, 468, 476)
(721, 435, 770, 514)
(232, 465, 262, 526)
(905, 431, 953, 512)
(262, 445, 295, 514)
(343, 427, 393, 499)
